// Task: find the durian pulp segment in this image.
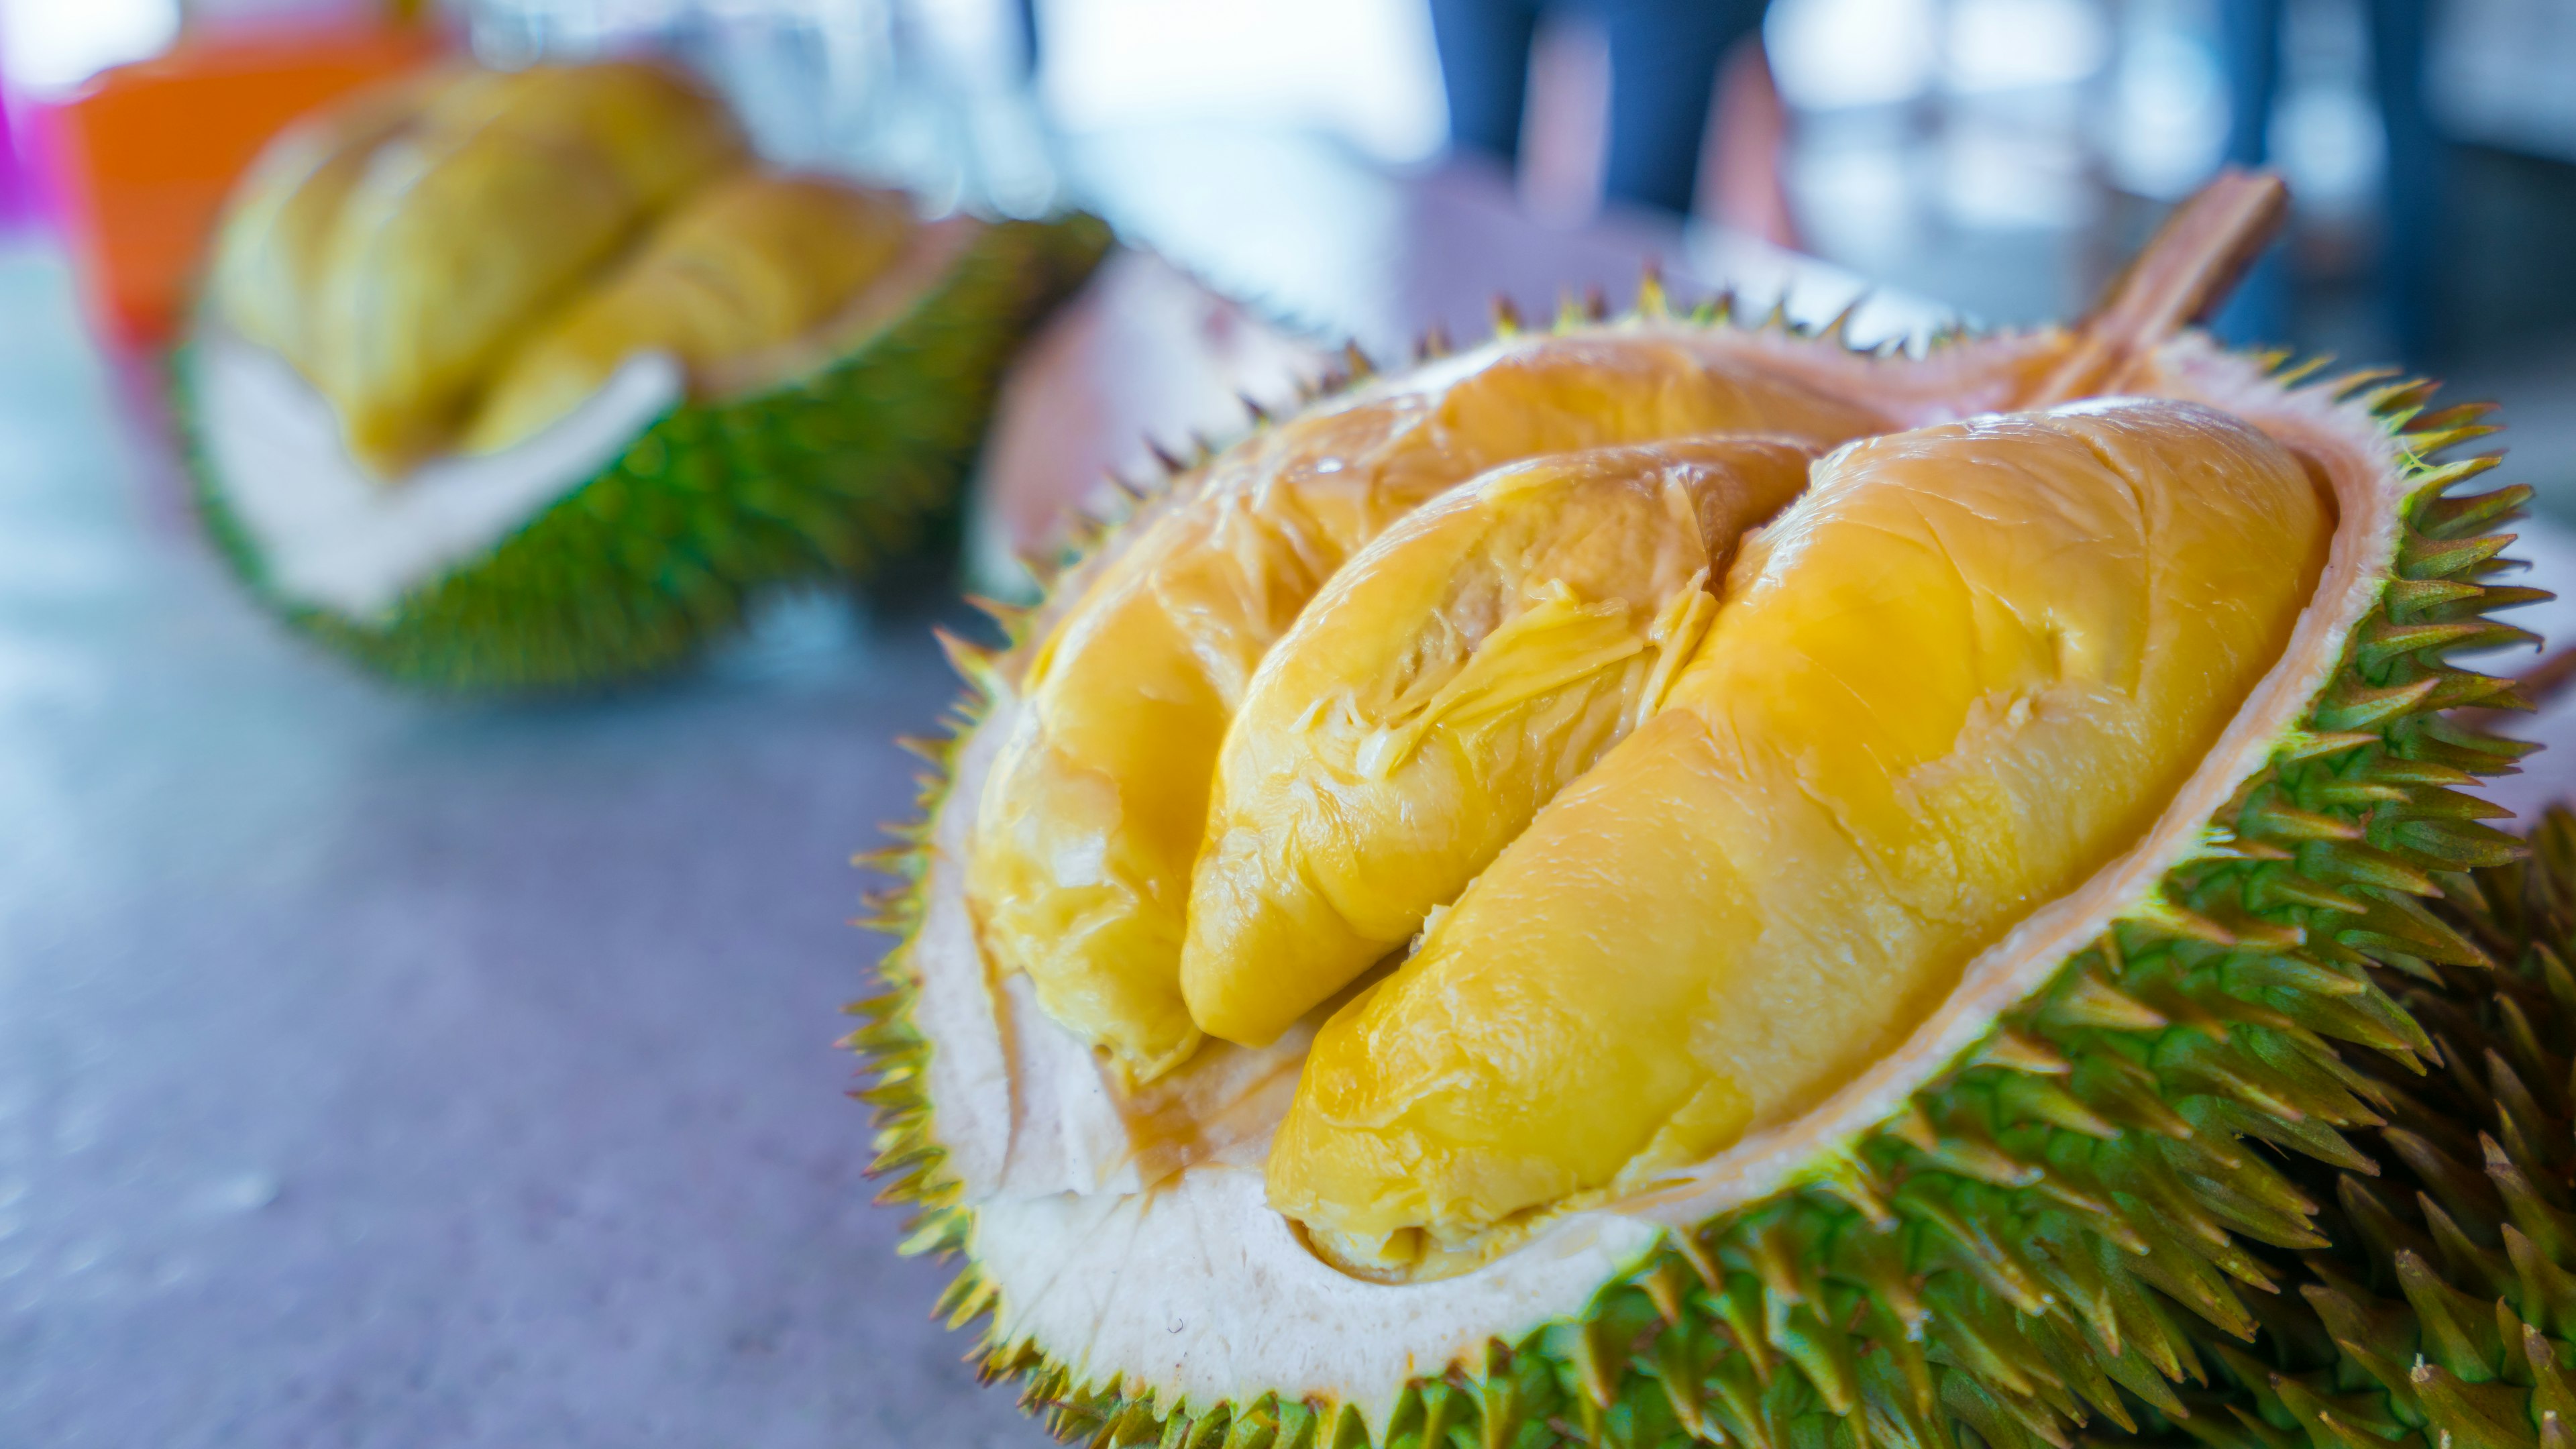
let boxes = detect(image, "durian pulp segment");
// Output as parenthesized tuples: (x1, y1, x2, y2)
(964, 339, 1893, 1087)
(209, 66, 449, 372)
(1179, 435, 1817, 1049)
(1267, 398, 2338, 1279)
(276, 62, 746, 475)
(462, 173, 919, 453)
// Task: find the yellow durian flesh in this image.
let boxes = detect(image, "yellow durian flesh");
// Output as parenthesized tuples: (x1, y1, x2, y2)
(965, 339, 1892, 1087)
(297, 62, 745, 475)
(1180, 435, 1817, 1050)
(1265, 398, 2336, 1277)
(210, 67, 447, 374)
(462, 173, 917, 453)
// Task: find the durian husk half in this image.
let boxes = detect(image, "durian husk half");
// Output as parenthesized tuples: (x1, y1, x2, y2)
(849, 172, 2551, 1449)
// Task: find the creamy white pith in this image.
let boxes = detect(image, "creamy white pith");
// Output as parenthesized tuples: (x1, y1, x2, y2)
(199, 329, 682, 618)
(902, 326, 2411, 1433)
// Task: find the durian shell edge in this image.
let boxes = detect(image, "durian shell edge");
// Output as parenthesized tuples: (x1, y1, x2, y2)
(853, 294, 2545, 1448)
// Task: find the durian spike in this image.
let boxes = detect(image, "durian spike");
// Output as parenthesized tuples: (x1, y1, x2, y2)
(1634, 266, 1669, 319)
(2018, 166, 2290, 408)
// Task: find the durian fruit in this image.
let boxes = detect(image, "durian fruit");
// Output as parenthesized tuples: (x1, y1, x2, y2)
(184, 58, 1108, 692)
(852, 169, 2551, 1449)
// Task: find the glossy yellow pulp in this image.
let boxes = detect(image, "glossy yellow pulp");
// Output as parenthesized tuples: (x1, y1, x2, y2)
(967, 339, 1889, 1085)
(464, 174, 917, 452)
(1181, 437, 1816, 1049)
(1266, 399, 2334, 1276)
(213, 62, 746, 475)
(212, 67, 446, 376)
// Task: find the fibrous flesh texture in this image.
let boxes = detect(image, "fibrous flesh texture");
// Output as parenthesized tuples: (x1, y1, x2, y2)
(1269, 400, 2337, 1276)
(965, 341, 1891, 1086)
(207, 60, 933, 477)
(1182, 435, 1817, 1050)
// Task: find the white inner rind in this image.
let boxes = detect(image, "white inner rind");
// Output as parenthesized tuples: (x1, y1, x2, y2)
(904, 325, 2410, 1432)
(198, 330, 683, 619)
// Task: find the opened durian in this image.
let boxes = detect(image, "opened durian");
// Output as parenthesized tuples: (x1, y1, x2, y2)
(852, 171, 2553, 1448)
(184, 58, 1107, 691)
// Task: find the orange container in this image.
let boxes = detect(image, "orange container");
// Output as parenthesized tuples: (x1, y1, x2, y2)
(41, 25, 443, 347)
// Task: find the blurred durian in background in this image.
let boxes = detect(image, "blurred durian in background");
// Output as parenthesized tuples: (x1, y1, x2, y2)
(181, 54, 1106, 693)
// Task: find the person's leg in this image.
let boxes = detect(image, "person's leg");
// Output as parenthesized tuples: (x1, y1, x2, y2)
(2212, 0, 2292, 347)
(1430, 0, 1546, 165)
(2369, 0, 2438, 364)
(1594, 0, 1766, 215)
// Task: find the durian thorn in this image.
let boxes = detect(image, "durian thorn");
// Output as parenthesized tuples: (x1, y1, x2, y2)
(1821, 294, 1870, 345)
(2475, 584, 2556, 613)
(1488, 295, 1523, 337)
(2244, 794, 2367, 845)
(2361, 618, 2526, 671)
(964, 591, 1028, 631)
(2364, 377, 2442, 415)
(2146, 897, 2241, 948)
(2401, 529, 2516, 581)
(1972, 1028, 2073, 1076)
(2205, 833, 2296, 862)
(2257, 871, 2369, 915)
(1638, 1257, 1691, 1325)
(1571, 1313, 1622, 1409)
(2274, 353, 2338, 388)
(2021, 166, 2288, 406)
(1339, 341, 1376, 379)
(1650, 1330, 1715, 1441)
(2314, 672, 2443, 733)
(932, 627, 1007, 694)
(1237, 391, 1272, 425)
(2408, 454, 2508, 506)
(1634, 265, 1669, 318)
(2045, 964, 2169, 1034)
(2330, 366, 2408, 403)
(2410, 421, 2507, 457)
(1811, 1146, 1898, 1227)
(1413, 325, 1453, 362)
(2385, 576, 2489, 613)
(1891, 1102, 1941, 1153)
(1670, 1225, 1724, 1293)
(2280, 730, 2383, 761)
(1146, 437, 1189, 476)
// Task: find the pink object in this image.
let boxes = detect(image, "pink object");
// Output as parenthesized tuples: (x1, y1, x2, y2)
(0, 44, 23, 225)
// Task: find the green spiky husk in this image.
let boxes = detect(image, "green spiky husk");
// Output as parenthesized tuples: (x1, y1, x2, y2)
(182, 211, 1111, 694)
(848, 294, 2545, 1449)
(2093, 806, 2576, 1449)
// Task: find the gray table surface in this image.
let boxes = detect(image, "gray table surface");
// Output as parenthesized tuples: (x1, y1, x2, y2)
(5, 138, 2571, 1449)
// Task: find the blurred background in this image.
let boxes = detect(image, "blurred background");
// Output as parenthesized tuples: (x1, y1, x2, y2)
(5, 0, 2575, 504)
(4, 4, 2576, 1445)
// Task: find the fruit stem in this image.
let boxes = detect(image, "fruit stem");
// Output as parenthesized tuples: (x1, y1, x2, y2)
(2017, 167, 2291, 409)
